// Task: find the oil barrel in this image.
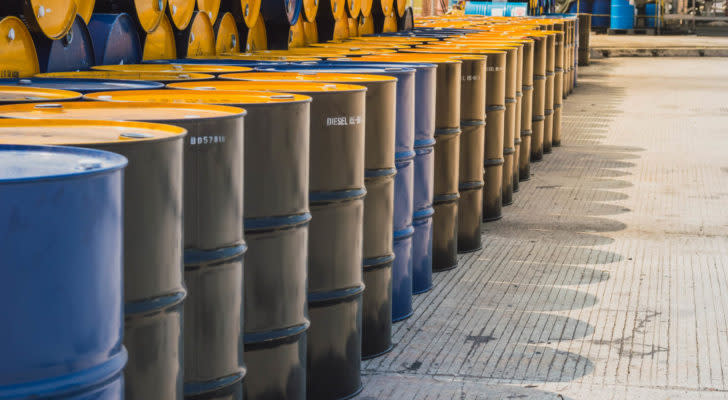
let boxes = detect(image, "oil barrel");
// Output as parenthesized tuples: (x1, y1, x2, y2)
(214, 12, 240, 54)
(397, 7, 413, 31)
(0, 77, 163, 93)
(455, 55, 486, 253)
(315, 0, 347, 42)
(0, 142, 127, 400)
(542, 31, 557, 155)
(232, 0, 262, 29)
(267, 10, 305, 48)
(358, 14, 374, 34)
(217, 70, 397, 359)
(141, 14, 177, 60)
(167, 0, 195, 30)
(197, 0, 221, 22)
(96, 0, 168, 33)
(0, 0, 76, 40)
(553, 30, 564, 147)
(87, 89, 311, 400)
(0, 85, 80, 103)
(88, 13, 142, 66)
(0, 16, 40, 79)
(34, 15, 94, 73)
(142, 56, 288, 67)
(92, 62, 251, 75)
(242, 17, 267, 51)
(530, 33, 547, 162)
(36, 69, 214, 83)
(303, 19, 318, 44)
(348, 17, 359, 37)
(519, 38, 535, 182)
(0, 102, 247, 399)
(302, 0, 318, 23)
(175, 11, 216, 58)
(173, 79, 366, 400)
(75, 0, 95, 24)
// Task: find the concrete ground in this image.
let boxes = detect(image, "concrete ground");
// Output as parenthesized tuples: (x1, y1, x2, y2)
(590, 34, 728, 56)
(356, 57, 728, 399)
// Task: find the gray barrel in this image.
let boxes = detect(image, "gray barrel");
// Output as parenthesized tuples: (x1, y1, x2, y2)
(484, 51, 506, 222)
(553, 31, 565, 147)
(513, 41, 526, 193)
(519, 39, 535, 182)
(432, 59, 462, 271)
(531, 34, 547, 162)
(0, 101, 248, 399)
(543, 32, 556, 155)
(501, 45, 519, 207)
(456, 56, 486, 253)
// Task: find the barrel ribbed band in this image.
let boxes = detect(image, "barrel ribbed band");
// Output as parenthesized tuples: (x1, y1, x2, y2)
(309, 284, 365, 306)
(546, 71, 555, 77)
(514, 138, 522, 145)
(395, 150, 416, 161)
(533, 115, 546, 122)
(554, 103, 562, 109)
(414, 138, 436, 148)
(184, 242, 248, 266)
(245, 212, 312, 232)
(413, 206, 435, 219)
(244, 321, 310, 348)
(461, 119, 485, 127)
(365, 167, 397, 178)
(522, 85, 534, 91)
(458, 181, 484, 191)
(393, 226, 415, 240)
(555, 67, 564, 72)
(486, 105, 506, 111)
(521, 130, 533, 137)
(126, 289, 187, 315)
(184, 370, 245, 397)
(434, 193, 460, 204)
(505, 97, 517, 104)
(544, 109, 554, 116)
(516, 91, 523, 98)
(503, 147, 516, 155)
(310, 187, 367, 205)
(534, 75, 546, 81)
(363, 253, 395, 268)
(484, 157, 505, 167)
(434, 127, 461, 136)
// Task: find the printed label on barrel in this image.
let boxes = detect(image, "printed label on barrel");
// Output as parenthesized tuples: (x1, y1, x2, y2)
(190, 135, 227, 145)
(487, 67, 503, 72)
(1, 70, 20, 78)
(326, 115, 363, 126)
(462, 75, 481, 81)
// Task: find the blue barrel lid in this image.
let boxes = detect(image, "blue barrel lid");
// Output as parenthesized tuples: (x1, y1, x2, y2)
(0, 144, 127, 183)
(0, 78, 164, 93)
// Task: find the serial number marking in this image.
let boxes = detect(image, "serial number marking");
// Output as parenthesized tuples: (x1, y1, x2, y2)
(1, 71, 20, 78)
(462, 75, 481, 81)
(326, 115, 363, 126)
(190, 135, 226, 145)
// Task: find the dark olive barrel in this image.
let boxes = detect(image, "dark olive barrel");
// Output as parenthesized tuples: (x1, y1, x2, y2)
(302, 88, 366, 400)
(519, 40, 535, 182)
(543, 33, 556, 155)
(457, 56, 486, 253)
(513, 42, 527, 193)
(484, 51, 507, 222)
(242, 99, 312, 400)
(531, 34, 547, 162)
(553, 32, 565, 148)
(433, 59, 461, 271)
(501, 46, 519, 207)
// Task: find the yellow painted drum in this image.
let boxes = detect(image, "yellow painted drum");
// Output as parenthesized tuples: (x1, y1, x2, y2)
(92, 63, 252, 74)
(0, 17, 40, 78)
(235, 0, 262, 29)
(36, 70, 215, 83)
(243, 19, 267, 52)
(303, 19, 318, 45)
(213, 12, 240, 54)
(0, 85, 81, 104)
(75, 0, 95, 24)
(358, 14, 374, 34)
(196, 0, 221, 22)
(167, 0, 195, 30)
(142, 14, 177, 60)
(176, 11, 215, 58)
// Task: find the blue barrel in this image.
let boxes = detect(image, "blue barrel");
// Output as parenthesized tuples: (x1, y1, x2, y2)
(610, 2, 634, 29)
(645, 3, 656, 27)
(35, 15, 94, 73)
(0, 78, 164, 93)
(0, 144, 127, 399)
(592, 0, 611, 27)
(88, 13, 142, 66)
(567, 0, 593, 13)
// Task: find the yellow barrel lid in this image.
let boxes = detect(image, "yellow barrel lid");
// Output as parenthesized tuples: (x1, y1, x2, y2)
(289, 17, 306, 48)
(0, 17, 40, 79)
(169, 80, 366, 93)
(137, 0, 169, 33)
(239, 0, 262, 28)
(85, 89, 312, 105)
(348, 18, 359, 38)
(347, 0, 361, 20)
(210, 53, 320, 62)
(25, 0, 77, 40)
(214, 12, 240, 54)
(75, 0, 95, 24)
(359, 53, 462, 64)
(36, 70, 215, 82)
(92, 63, 252, 74)
(303, 20, 318, 45)
(314, 41, 405, 49)
(183, 11, 216, 58)
(0, 101, 246, 121)
(348, 36, 427, 43)
(219, 71, 397, 83)
(0, 119, 187, 145)
(303, 0, 318, 24)
(143, 14, 177, 60)
(244, 18, 267, 52)
(358, 14, 374, 35)
(167, 0, 196, 30)
(197, 0, 222, 22)
(0, 86, 82, 103)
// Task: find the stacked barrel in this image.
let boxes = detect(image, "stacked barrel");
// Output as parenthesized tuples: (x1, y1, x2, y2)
(0, 12, 582, 400)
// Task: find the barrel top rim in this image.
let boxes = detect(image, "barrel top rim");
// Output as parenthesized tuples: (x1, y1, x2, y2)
(361, 54, 462, 64)
(221, 71, 398, 83)
(91, 64, 253, 73)
(35, 71, 216, 81)
(0, 86, 82, 102)
(169, 80, 368, 93)
(0, 144, 128, 182)
(84, 89, 313, 105)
